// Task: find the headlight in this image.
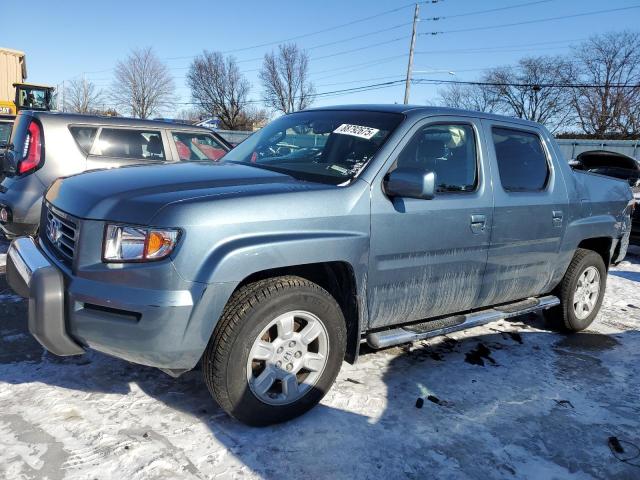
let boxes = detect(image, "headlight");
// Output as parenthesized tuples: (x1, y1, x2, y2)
(103, 224, 180, 262)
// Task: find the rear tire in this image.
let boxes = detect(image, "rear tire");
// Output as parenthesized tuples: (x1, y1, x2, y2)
(202, 276, 346, 426)
(544, 248, 607, 332)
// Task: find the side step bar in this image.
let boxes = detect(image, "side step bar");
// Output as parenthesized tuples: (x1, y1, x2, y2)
(366, 295, 560, 349)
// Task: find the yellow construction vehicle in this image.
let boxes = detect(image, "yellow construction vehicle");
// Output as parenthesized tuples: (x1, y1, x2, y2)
(0, 48, 55, 115)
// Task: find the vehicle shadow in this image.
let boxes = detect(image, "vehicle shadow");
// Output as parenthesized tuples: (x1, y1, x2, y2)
(1, 290, 639, 479)
(610, 270, 640, 282)
(0, 249, 639, 477)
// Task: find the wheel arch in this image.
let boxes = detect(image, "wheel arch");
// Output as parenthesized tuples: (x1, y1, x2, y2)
(576, 236, 614, 268)
(233, 261, 363, 364)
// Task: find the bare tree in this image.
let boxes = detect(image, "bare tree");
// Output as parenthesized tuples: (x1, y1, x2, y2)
(260, 43, 314, 114)
(64, 78, 103, 113)
(571, 31, 640, 136)
(484, 56, 575, 132)
(175, 108, 203, 124)
(111, 47, 174, 119)
(187, 51, 251, 130)
(236, 106, 270, 130)
(437, 83, 498, 113)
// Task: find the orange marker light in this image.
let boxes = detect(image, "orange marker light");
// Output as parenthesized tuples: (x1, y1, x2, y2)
(145, 231, 168, 258)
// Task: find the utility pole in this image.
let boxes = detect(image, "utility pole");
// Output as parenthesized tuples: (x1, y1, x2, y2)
(404, 3, 420, 104)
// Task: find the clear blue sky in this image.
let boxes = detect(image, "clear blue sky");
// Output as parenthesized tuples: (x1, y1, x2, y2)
(2, 0, 639, 115)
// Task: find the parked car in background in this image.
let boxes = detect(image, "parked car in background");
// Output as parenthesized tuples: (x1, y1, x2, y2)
(6, 105, 633, 426)
(0, 111, 231, 238)
(0, 114, 14, 161)
(570, 150, 640, 243)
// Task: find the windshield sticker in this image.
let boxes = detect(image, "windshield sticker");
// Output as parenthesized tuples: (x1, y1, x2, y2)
(333, 124, 380, 140)
(330, 165, 349, 175)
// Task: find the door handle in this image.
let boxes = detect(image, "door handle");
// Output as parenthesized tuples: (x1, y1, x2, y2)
(470, 214, 486, 234)
(552, 210, 564, 227)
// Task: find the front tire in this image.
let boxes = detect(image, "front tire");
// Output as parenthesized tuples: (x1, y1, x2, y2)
(202, 276, 346, 426)
(544, 248, 607, 331)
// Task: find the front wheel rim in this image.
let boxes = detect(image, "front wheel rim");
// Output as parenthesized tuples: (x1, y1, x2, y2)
(246, 310, 329, 406)
(573, 266, 601, 320)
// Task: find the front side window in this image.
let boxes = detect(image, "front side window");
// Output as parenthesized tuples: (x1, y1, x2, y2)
(394, 123, 478, 192)
(93, 128, 165, 160)
(172, 132, 227, 161)
(222, 110, 403, 185)
(492, 127, 549, 192)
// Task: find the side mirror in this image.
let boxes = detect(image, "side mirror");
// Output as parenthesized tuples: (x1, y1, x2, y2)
(384, 168, 436, 200)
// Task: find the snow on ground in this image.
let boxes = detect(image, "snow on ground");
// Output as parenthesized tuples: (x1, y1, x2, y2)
(0, 245, 639, 479)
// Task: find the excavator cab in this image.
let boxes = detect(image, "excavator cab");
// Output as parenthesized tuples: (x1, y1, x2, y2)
(13, 83, 55, 112)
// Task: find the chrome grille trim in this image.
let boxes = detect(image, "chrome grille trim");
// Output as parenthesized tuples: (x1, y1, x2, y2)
(45, 205, 78, 263)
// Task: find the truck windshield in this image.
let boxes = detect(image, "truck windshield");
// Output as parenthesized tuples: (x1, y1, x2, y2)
(223, 110, 403, 185)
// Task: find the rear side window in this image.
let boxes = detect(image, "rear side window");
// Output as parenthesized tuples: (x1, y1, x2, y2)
(172, 132, 227, 161)
(69, 126, 98, 154)
(93, 128, 165, 160)
(492, 127, 549, 192)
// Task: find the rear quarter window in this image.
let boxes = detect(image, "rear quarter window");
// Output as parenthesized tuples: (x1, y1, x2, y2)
(172, 132, 227, 161)
(69, 126, 98, 154)
(92, 128, 165, 160)
(492, 127, 550, 192)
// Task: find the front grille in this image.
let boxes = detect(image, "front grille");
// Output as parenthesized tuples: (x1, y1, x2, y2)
(44, 205, 78, 263)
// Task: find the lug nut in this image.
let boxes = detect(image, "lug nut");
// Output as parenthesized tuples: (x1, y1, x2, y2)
(288, 341, 296, 347)
(276, 361, 282, 368)
(294, 351, 302, 358)
(286, 363, 293, 371)
(277, 347, 284, 354)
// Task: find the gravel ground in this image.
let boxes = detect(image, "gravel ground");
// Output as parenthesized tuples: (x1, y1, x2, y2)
(0, 240, 639, 480)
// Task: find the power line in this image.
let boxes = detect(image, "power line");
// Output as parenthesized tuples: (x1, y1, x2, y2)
(310, 38, 585, 82)
(312, 55, 409, 81)
(413, 78, 640, 88)
(414, 37, 585, 55)
(201, 21, 414, 67)
(165, 2, 421, 60)
(101, 72, 640, 110)
(423, 0, 553, 21)
(423, 5, 640, 35)
(171, 79, 408, 105)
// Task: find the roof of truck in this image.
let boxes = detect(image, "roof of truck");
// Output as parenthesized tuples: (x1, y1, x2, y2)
(306, 104, 544, 128)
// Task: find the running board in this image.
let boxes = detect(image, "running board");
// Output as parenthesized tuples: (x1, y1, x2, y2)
(366, 295, 560, 349)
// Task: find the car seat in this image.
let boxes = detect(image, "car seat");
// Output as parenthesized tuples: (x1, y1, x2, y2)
(146, 135, 164, 159)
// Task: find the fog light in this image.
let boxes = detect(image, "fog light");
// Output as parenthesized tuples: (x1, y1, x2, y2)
(0, 207, 9, 223)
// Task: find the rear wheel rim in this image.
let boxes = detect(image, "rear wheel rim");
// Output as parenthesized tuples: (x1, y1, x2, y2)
(246, 310, 329, 406)
(573, 266, 601, 321)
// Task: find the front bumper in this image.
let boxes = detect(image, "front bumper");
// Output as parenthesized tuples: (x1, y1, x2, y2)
(6, 237, 84, 355)
(6, 236, 236, 371)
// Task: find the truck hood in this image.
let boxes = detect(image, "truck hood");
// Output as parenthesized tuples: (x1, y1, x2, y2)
(46, 162, 331, 223)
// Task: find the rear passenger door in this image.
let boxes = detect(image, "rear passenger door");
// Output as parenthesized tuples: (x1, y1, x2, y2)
(86, 127, 169, 170)
(478, 120, 569, 307)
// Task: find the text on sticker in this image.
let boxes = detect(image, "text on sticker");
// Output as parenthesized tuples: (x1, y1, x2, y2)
(334, 124, 380, 140)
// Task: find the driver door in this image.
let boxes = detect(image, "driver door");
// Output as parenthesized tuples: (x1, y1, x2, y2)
(367, 116, 494, 328)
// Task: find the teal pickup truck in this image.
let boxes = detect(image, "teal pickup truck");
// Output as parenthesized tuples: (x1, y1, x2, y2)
(7, 105, 634, 425)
